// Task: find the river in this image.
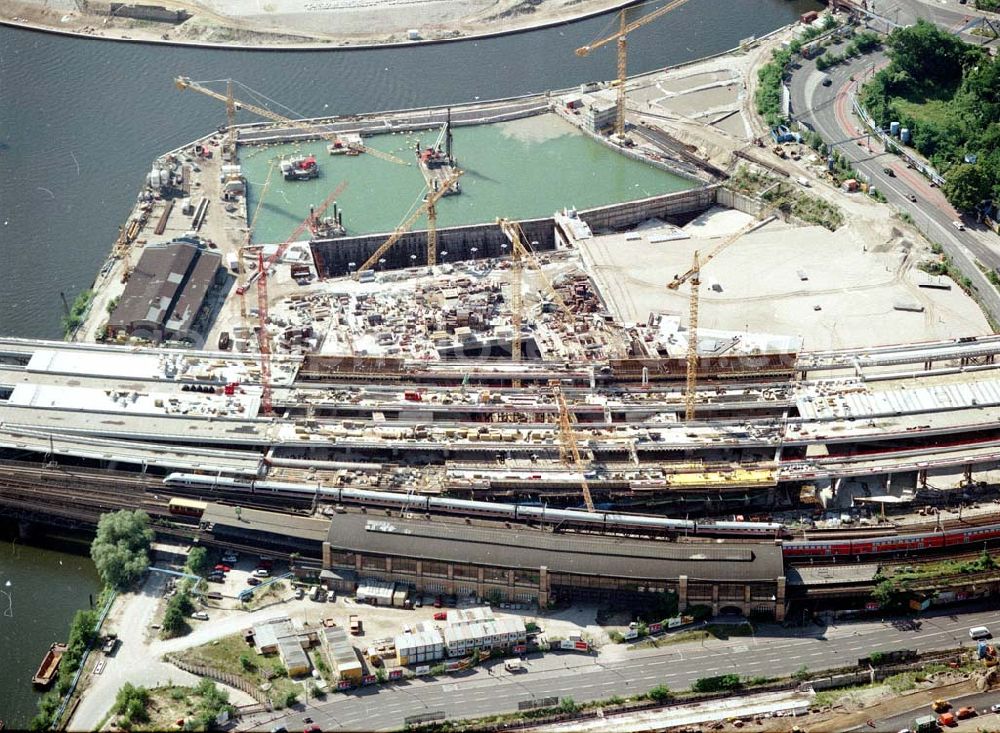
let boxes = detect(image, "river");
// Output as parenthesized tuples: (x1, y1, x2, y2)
(0, 524, 102, 729)
(0, 0, 820, 725)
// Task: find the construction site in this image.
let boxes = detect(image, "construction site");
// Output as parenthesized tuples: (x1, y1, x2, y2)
(12, 3, 1000, 637)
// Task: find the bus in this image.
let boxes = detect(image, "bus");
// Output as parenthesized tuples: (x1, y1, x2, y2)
(168, 497, 208, 518)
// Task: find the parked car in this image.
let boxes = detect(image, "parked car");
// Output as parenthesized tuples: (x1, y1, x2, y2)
(295, 588, 305, 600)
(221, 553, 238, 564)
(207, 575, 224, 584)
(433, 611, 448, 621)
(328, 591, 337, 603)
(957, 707, 976, 720)
(991, 703, 1000, 713)
(214, 564, 231, 573)
(907, 193, 917, 202)
(191, 611, 209, 621)
(254, 568, 271, 578)
(433, 596, 443, 608)
(414, 597, 423, 608)
(953, 220, 965, 231)
(247, 577, 262, 586)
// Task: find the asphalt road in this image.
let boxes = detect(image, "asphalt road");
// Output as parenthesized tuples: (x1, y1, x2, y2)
(244, 606, 1000, 731)
(872, 690, 1000, 732)
(788, 33, 1000, 324)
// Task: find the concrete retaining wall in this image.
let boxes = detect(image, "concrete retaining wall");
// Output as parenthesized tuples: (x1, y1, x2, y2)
(311, 187, 719, 278)
(716, 187, 764, 217)
(809, 670, 873, 691)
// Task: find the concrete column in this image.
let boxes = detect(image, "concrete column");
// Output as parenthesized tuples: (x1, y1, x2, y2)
(416, 560, 423, 593)
(711, 585, 719, 616)
(447, 564, 455, 595)
(385, 556, 393, 575)
(507, 569, 515, 602)
(477, 567, 485, 600)
(538, 565, 549, 607)
(322, 541, 331, 569)
(354, 553, 363, 574)
(744, 585, 751, 604)
(678, 575, 688, 611)
(775, 577, 786, 621)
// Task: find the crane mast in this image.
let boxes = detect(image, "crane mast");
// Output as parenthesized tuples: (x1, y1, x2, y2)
(354, 170, 463, 276)
(684, 250, 700, 422)
(575, 0, 693, 138)
(552, 380, 596, 512)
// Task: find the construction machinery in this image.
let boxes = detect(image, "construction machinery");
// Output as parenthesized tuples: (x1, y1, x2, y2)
(575, 0, 693, 138)
(551, 379, 596, 512)
(354, 170, 464, 276)
(236, 180, 347, 296)
(174, 76, 408, 167)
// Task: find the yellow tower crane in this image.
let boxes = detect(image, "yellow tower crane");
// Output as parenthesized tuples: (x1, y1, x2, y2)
(551, 379, 596, 512)
(684, 250, 700, 422)
(354, 170, 464, 276)
(174, 76, 408, 166)
(666, 212, 775, 291)
(575, 0, 693, 138)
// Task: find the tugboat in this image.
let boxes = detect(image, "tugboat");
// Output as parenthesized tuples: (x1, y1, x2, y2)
(32, 642, 68, 689)
(279, 155, 319, 181)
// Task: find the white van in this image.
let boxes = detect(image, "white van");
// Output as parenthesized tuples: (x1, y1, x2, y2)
(969, 626, 991, 639)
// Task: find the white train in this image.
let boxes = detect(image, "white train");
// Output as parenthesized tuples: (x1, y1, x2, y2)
(163, 472, 786, 538)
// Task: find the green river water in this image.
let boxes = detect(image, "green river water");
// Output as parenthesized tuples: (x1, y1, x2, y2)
(239, 113, 694, 244)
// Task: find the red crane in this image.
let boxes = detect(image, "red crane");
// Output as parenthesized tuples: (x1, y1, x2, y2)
(250, 179, 346, 416)
(237, 179, 347, 296)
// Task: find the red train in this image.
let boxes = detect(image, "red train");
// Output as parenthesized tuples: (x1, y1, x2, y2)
(782, 522, 1000, 559)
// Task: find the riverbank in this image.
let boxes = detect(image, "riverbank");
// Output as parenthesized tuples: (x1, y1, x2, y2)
(1, 0, 643, 50)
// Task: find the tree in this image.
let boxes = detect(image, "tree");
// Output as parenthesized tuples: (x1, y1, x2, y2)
(558, 697, 578, 714)
(186, 547, 209, 576)
(872, 579, 897, 607)
(647, 684, 672, 702)
(115, 683, 151, 726)
(944, 164, 990, 211)
(90, 510, 153, 590)
(162, 604, 185, 637)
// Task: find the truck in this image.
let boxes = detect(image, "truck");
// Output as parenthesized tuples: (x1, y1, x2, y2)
(350, 614, 362, 635)
(913, 714, 939, 733)
(504, 659, 525, 673)
(938, 712, 955, 727)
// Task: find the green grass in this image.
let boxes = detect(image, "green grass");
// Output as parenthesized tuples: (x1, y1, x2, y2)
(892, 98, 957, 129)
(171, 632, 303, 707)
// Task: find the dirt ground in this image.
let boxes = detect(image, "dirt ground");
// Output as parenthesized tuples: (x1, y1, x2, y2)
(2, 0, 632, 47)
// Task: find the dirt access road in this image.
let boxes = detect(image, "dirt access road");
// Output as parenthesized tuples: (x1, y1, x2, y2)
(2, 0, 636, 48)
